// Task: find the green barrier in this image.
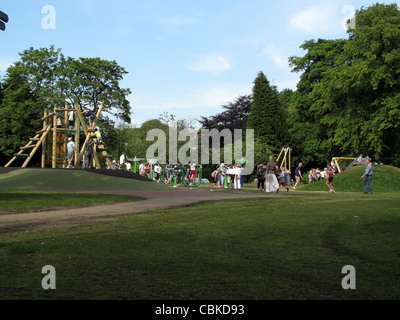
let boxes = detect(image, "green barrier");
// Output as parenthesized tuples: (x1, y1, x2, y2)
(181, 165, 202, 187)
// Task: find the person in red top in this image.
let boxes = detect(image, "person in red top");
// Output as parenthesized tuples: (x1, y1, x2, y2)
(326, 163, 336, 194)
(189, 162, 196, 180)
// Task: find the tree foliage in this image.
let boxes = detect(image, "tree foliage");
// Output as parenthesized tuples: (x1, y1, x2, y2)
(291, 4, 400, 162)
(0, 46, 132, 165)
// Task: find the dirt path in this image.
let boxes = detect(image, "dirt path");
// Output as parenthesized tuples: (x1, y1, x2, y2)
(0, 188, 269, 234)
(0, 187, 384, 234)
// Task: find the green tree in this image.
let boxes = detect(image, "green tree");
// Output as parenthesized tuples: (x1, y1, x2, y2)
(310, 3, 400, 164)
(0, 46, 132, 165)
(247, 71, 282, 153)
(288, 39, 347, 167)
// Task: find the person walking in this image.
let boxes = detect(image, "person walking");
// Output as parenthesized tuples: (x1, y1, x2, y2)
(362, 158, 373, 194)
(293, 163, 303, 190)
(265, 156, 279, 193)
(326, 163, 336, 193)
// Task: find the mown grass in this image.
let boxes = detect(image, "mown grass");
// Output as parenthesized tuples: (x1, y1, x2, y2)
(301, 165, 400, 193)
(0, 168, 170, 191)
(0, 192, 399, 300)
(0, 189, 145, 212)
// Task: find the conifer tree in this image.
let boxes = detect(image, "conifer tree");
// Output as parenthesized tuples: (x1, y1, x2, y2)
(247, 71, 282, 152)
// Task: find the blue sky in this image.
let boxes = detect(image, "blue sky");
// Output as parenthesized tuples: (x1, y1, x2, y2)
(1, 0, 399, 127)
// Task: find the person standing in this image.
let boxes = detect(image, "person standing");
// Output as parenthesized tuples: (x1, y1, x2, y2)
(68, 110, 74, 130)
(362, 158, 373, 194)
(326, 163, 336, 194)
(293, 163, 303, 190)
(83, 138, 95, 169)
(278, 167, 290, 192)
(83, 109, 95, 129)
(265, 156, 279, 193)
(256, 161, 266, 191)
(189, 162, 197, 182)
(66, 137, 76, 168)
(119, 152, 126, 170)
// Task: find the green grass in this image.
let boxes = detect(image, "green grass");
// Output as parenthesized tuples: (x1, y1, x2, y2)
(0, 189, 144, 212)
(301, 165, 400, 193)
(0, 192, 399, 300)
(0, 168, 171, 191)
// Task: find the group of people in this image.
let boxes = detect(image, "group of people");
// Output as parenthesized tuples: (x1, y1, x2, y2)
(292, 159, 374, 194)
(256, 157, 291, 193)
(293, 162, 337, 193)
(66, 128, 103, 169)
(211, 163, 243, 189)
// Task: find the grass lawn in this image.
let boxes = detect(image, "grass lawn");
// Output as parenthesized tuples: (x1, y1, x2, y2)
(0, 168, 171, 191)
(0, 192, 399, 300)
(0, 189, 144, 212)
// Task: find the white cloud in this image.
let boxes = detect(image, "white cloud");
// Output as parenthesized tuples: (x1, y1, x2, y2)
(0, 58, 14, 73)
(258, 45, 290, 70)
(188, 54, 232, 75)
(288, 5, 338, 33)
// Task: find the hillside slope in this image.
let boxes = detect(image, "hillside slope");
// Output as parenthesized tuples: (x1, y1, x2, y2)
(0, 168, 170, 191)
(301, 165, 400, 193)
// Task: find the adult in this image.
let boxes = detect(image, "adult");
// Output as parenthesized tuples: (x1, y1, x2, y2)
(293, 163, 303, 190)
(256, 161, 266, 191)
(362, 158, 373, 194)
(83, 138, 95, 169)
(119, 152, 126, 170)
(125, 161, 131, 171)
(265, 156, 279, 193)
(326, 163, 336, 194)
(211, 169, 220, 188)
(166, 163, 172, 182)
(219, 163, 226, 188)
(66, 137, 76, 168)
(154, 163, 161, 181)
(139, 161, 146, 176)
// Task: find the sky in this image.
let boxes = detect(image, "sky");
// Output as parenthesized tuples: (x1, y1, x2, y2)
(1, 0, 399, 128)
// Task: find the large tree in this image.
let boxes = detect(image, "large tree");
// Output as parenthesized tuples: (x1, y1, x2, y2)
(0, 46, 132, 164)
(246, 71, 283, 153)
(199, 94, 252, 132)
(309, 3, 400, 164)
(288, 38, 347, 167)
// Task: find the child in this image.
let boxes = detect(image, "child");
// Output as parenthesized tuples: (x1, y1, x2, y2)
(326, 164, 336, 193)
(278, 167, 290, 192)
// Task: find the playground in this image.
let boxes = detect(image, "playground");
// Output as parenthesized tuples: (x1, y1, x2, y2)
(0, 163, 400, 300)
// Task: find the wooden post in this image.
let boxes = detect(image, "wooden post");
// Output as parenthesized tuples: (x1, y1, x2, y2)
(276, 148, 284, 163)
(41, 110, 47, 168)
(22, 127, 52, 168)
(52, 106, 57, 168)
(74, 105, 80, 168)
(75, 103, 104, 168)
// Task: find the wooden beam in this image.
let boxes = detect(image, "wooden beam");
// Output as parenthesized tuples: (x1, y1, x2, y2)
(22, 126, 52, 168)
